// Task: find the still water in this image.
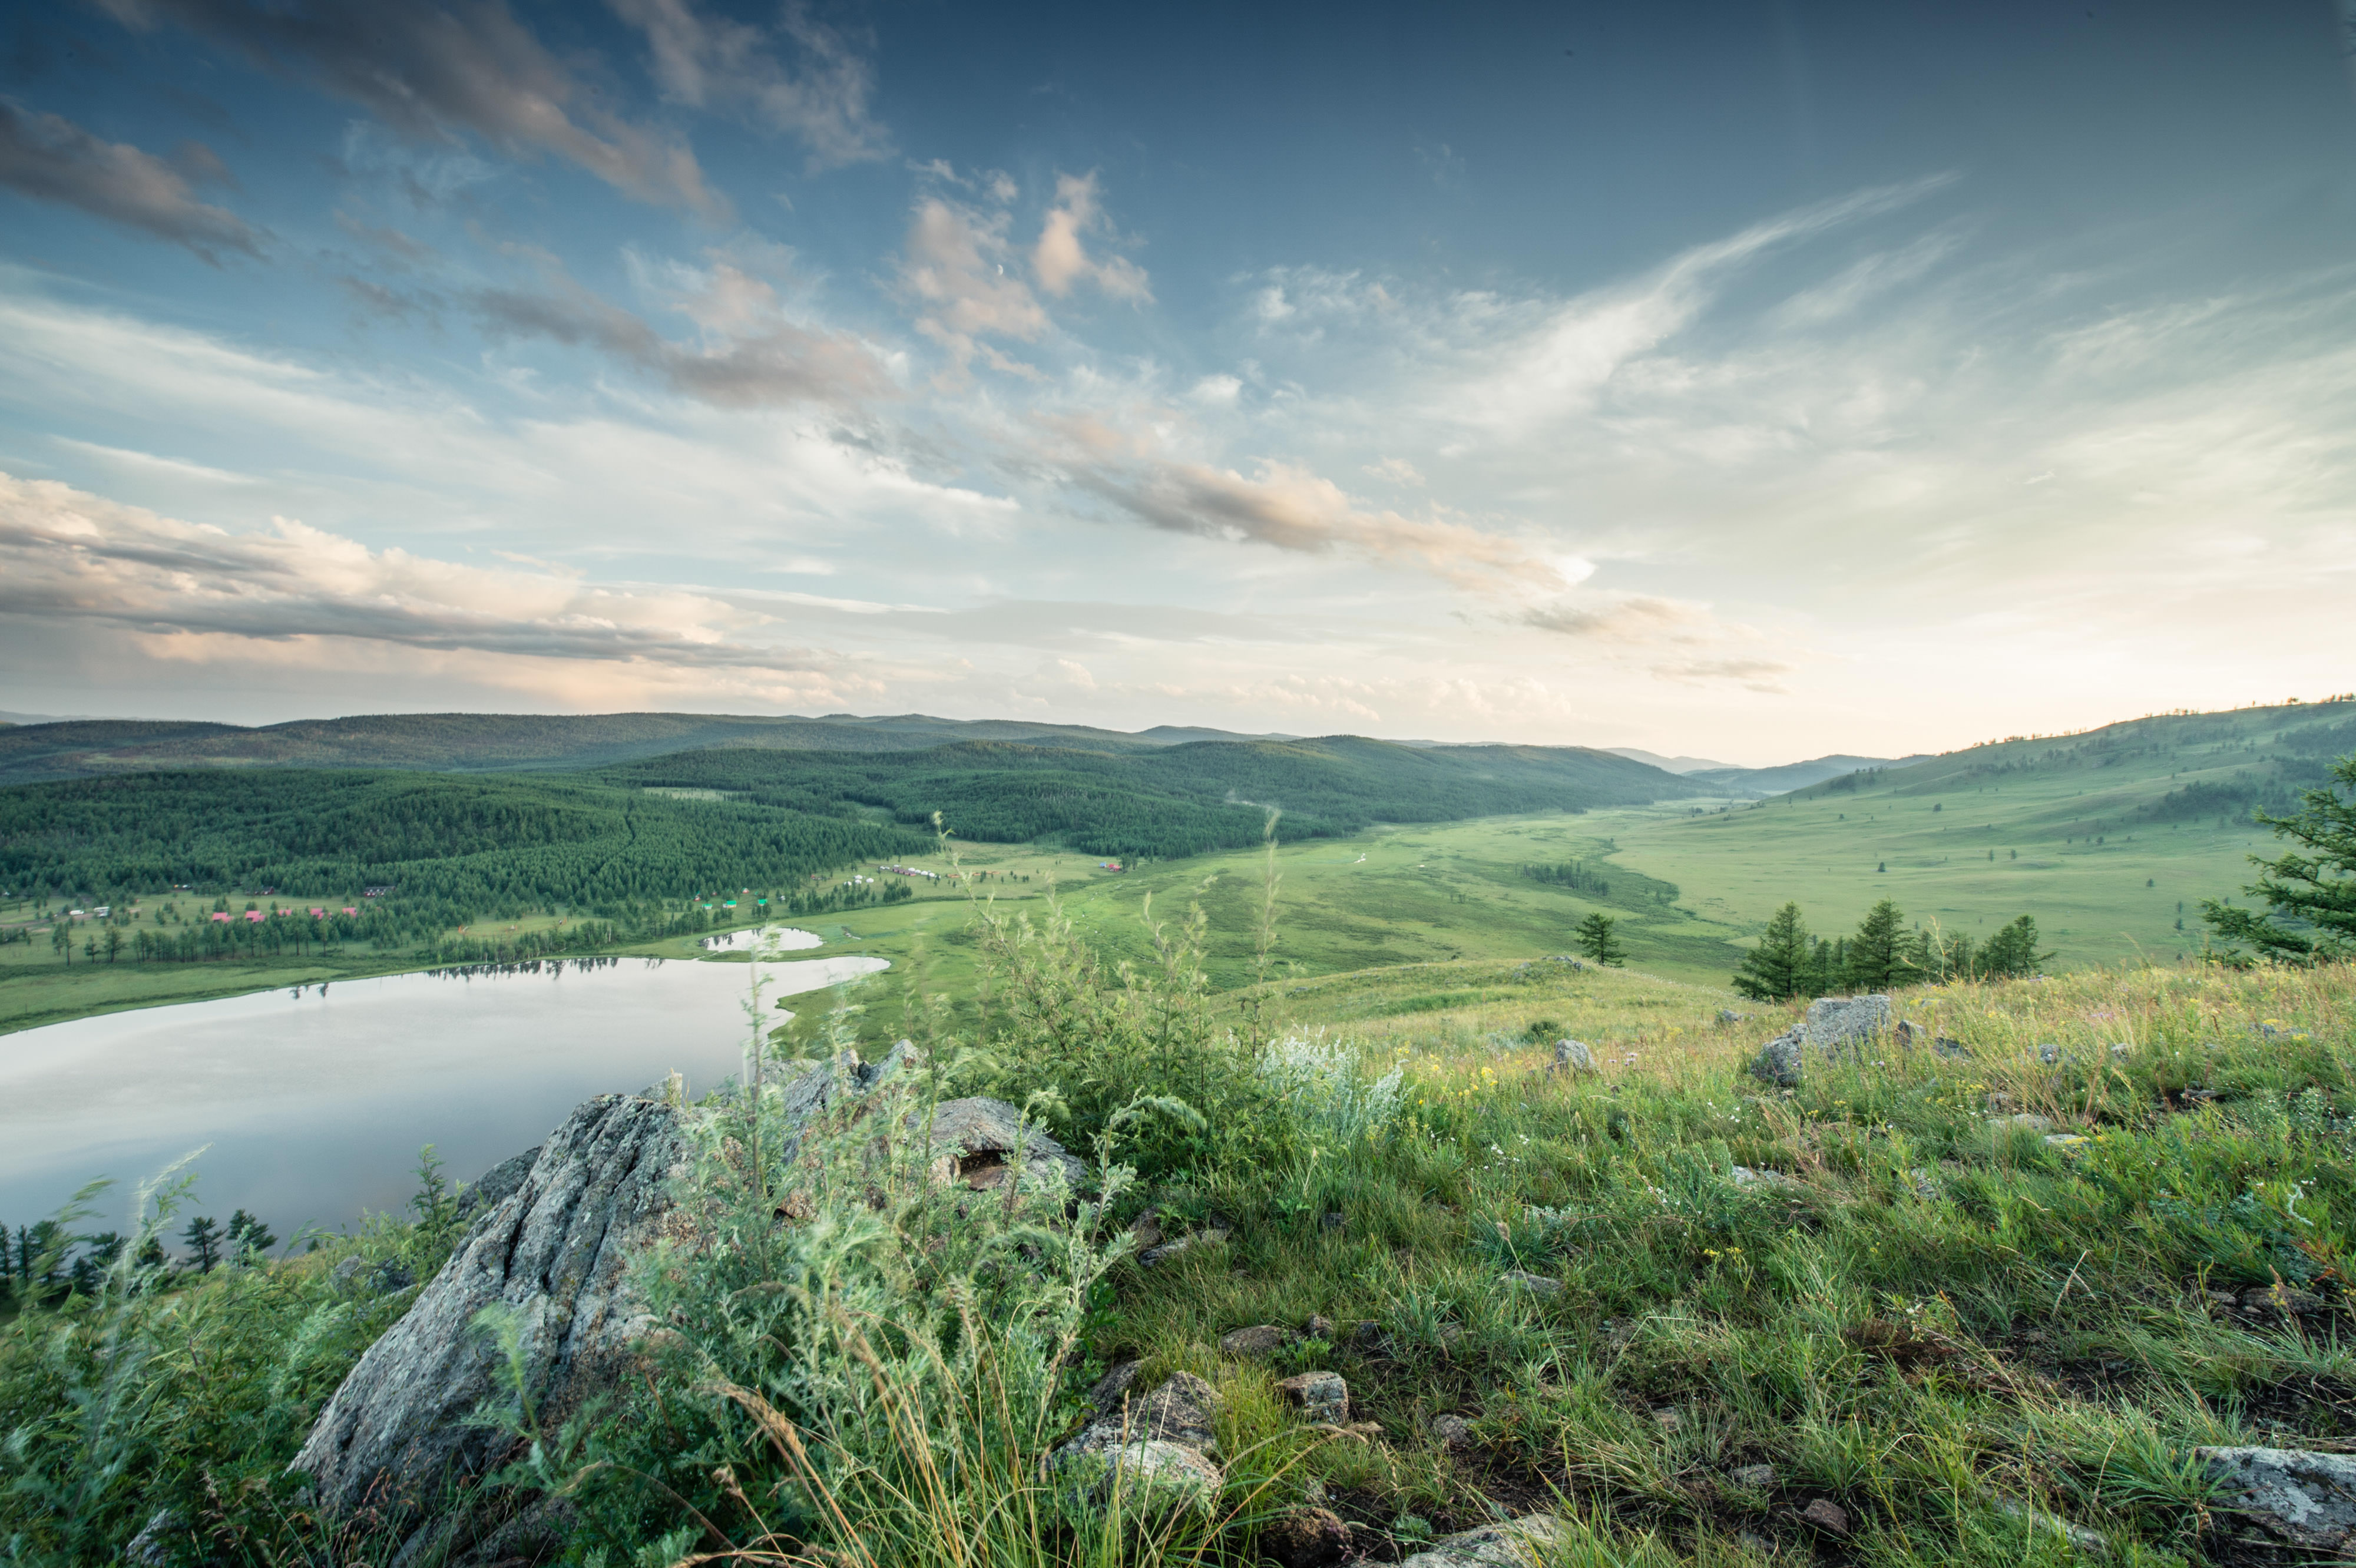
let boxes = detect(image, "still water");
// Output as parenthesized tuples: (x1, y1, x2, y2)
(0, 948, 887, 1236)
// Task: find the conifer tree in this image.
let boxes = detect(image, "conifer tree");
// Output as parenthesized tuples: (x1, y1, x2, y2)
(180, 1215, 222, 1273)
(1574, 911, 1626, 967)
(1977, 915, 2052, 977)
(1733, 902, 1813, 1000)
(2202, 752, 2356, 965)
(1845, 899, 1915, 990)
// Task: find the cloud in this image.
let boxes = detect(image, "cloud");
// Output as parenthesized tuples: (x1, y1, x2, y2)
(1650, 657, 1792, 693)
(470, 262, 890, 406)
(1063, 450, 1561, 590)
(1364, 456, 1423, 486)
(1520, 594, 1702, 640)
(0, 100, 260, 260)
(611, 0, 890, 171)
(1033, 172, 1150, 300)
(92, 0, 729, 219)
(897, 196, 1049, 375)
(0, 468, 873, 684)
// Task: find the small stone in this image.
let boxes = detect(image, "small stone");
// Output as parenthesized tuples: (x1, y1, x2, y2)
(1262, 1506, 1351, 1568)
(1351, 1319, 1387, 1351)
(1988, 1113, 2054, 1134)
(1907, 1167, 1941, 1199)
(1321, 1210, 1345, 1233)
(2044, 1133, 2089, 1150)
(1745, 1030, 1804, 1089)
(1499, 1269, 1564, 1298)
(1717, 1008, 1745, 1026)
(1895, 1018, 1924, 1047)
(2243, 1283, 2327, 1316)
(1129, 1210, 1164, 1251)
(1730, 1463, 1776, 1488)
(1797, 1498, 1851, 1537)
(1278, 1371, 1350, 1425)
(1431, 1413, 1474, 1449)
(1553, 1038, 1597, 1076)
(1730, 1164, 1798, 1188)
(1995, 1500, 2107, 1553)
(1736, 1530, 1775, 1555)
(1219, 1323, 1298, 1358)
(1304, 1314, 1335, 1341)
(2206, 1290, 2239, 1311)
(1139, 1225, 1230, 1268)
(2037, 1042, 2062, 1064)
(1650, 1407, 1682, 1433)
(1934, 1034, 1971, 1059)
(122, 1509, 185, 1568)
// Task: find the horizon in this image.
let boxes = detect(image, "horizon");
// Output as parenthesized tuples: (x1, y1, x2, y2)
(4, 3, 2354, 755)
(4, 690, 2346, 773)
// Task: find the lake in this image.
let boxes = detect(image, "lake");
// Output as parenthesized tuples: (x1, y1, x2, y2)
(0, 948, 888, 1238)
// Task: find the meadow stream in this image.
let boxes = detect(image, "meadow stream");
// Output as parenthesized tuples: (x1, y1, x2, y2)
(0, 945, 888, 1236)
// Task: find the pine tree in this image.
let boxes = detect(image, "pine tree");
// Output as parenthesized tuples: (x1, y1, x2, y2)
(225, 1209, 277, 1259)
(1845, 899, 1916, 991)
(1733, 902, 1812, 1000)
(2202, 751, 2356, 965)
(1574, 911, 1626, 967)
(181, 1215, 222, 1273)
(1977, 915, 2052, 977)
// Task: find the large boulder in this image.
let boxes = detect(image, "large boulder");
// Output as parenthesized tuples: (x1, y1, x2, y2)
(1804, 994, 1891, 1056)
(292, 1093, 689, 1549)
(1745, 1029, 1804, 1088)
(1058, 1371, 1226, 1510)
(2199, 1446, 2356, 1552)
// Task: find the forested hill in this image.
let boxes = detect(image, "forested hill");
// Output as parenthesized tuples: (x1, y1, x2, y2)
(601, 735, 1699, 858)
(1787, 700, 2356, 828)
(0, 711, 1301, 787)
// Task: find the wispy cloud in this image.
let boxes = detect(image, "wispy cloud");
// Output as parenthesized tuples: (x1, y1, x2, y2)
(611, 0, 891, 171)
(1033, 172, 1150, 300)
(0, 100, 261, 260)
(93, 0, 730, 219)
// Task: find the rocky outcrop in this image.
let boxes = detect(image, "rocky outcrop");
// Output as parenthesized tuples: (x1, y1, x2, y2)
(1058, 1370, 1226, 1510)
(1397, 1514, 1567, 1567)
(2200, 1445, 2356, 1551)
(454, 1146, 540, 1221)
(923, 1096, 1087, 1189)
(292, 1093, 689, 1547)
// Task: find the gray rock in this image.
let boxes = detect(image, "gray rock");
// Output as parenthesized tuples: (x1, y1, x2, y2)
(1499, 1269, 1564, 1299)
(1895, 1019, 1924, 1048)
(2199, 1447, 2356, 1550)
(1552, 1038, 1597, 1076)
(1085, 1359, 1143, 1414)
(2242, 1283, 2327, 1316)
(455, 1146, 540, 1220)
(2037, 1042, 2063, 1064)
(1304, 1314, 1335, 1340)
(1934, 1034, 1971, 1059)
(1804, 994, 1891, 1056)
(1995, 1500, 2107, 1553)
(1730, 1463, 1775, 1488)
(1717, 1009, 1746, 1026)
(922, 1096, 1087, 1189)
(1278, 1371, 1350, 1425)
(1729, 1165, 1798, 1189)
(1064, 1371, 1223, 1455)
(1797, 1498, 1851, 1536)
(1396, 1514, 1568, 1568)
(1219, 1323, 1298, 1358)
(1431, 1413, 1474, 1448)
(292, 1092, 690, 1547)
(1988, 1113, 2055, 1134)
(1139, 1226, 1230, 1268)
(1074, 1438, 1223, 1510)
(1745, 1029, 1805, 1088)
(121, 1507, 184, 1567)
(1059, 1371, 1227, 1509)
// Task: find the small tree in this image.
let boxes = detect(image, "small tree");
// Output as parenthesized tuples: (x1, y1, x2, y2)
(2202, 752, 2356, 965)
(180, 1215, 222, 1273)
(1732, 902, 1814, 1001)
(50, 922, 69, 965)
(1977, 915, 2052, 978)
(1845, 899, 1916, 991)
(224, 1209, 277, 1259)
(1574, 911, 1627, 967)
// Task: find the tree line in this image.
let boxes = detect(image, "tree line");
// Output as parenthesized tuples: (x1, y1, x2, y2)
(1732, 899, 2053, 1001)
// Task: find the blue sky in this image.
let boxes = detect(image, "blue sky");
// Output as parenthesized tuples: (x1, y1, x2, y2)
(2, 0, 2352, 762)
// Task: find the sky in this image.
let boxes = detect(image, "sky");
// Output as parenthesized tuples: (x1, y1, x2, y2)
(1, 1, 2353, 765)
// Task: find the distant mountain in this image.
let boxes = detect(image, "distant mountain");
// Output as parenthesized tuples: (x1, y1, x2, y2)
(0, 710, 1264, 787)
(1686, 753, 1931, 796)
(1606, 747, 1738, 774)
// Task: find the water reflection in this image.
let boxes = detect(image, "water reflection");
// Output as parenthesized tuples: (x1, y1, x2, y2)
(0, 953, 887, 1236)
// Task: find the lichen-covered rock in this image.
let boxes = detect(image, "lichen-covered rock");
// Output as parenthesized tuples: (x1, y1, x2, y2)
(1745, 1029, 1804, 1087)
(1058, 1372, 1227, 1511)
(1139, 1226, 1230, 1267)
(292, 1093, 689, 1545)
(1551, 1039, 1596, 1076)
(2199, 1447, 2356, 1550)
(1804, 994, 1891, 1056)
(922, 1096, 1087, 1189)
(1219, 1322, 1298, 1358)
(1277, 1371, 1349, 1424)
(1064, 1371, 1223, 1455)
(454, 1146, 540, 1220)
(1396, 1514, 1568, 1567)
(1498, 1270, 1563, 1299)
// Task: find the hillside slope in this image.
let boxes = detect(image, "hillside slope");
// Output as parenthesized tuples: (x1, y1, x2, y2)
(1599, 699, 2356, 968)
